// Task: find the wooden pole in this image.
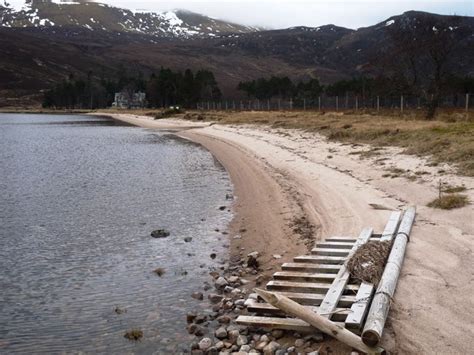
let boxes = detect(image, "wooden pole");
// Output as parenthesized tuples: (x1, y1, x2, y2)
(303, 98, 306, 111)
(466, 93, 470, 112)
(362, 207, 416, 347)
(377, 96, 380, 112)
(255, 289, 385, 355)
(318, 96, 321, 111)
(400, 95, 404, 114)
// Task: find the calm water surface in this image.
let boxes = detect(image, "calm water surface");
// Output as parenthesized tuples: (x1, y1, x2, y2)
(0, 114, 233, 354)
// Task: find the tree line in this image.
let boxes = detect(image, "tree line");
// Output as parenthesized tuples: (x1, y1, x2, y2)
(42, 67, 221, 109)
(237, 75, 473, 104)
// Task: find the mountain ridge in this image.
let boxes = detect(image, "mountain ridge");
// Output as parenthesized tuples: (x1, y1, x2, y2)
(0, 5, 472, 106)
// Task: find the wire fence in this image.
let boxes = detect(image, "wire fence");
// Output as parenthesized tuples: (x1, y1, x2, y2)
(196, 93, 472, 112)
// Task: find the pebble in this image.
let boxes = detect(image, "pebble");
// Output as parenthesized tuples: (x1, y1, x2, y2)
(217, 315, 232, 324)
(215, 341, 225, 350)
(194, 315, 207, 324)
(191, 292, 204, 301)
(228, 329, 240, 342)
(305, 333, 324, 342)
(186, 312, 197, 323)
(228, 275, 240, 283)
(255, 341, 268, 350)
(273, 254, 282, 259)
(184, 237, 193, 242)
(209, 293, 224, 304)
(287, 346, 296, 353)
(271, 329, 285, 339)
(198, 338, 212, 351)
(236, 335, 248, 346)
(263, 341, 280, 354)
(295, 339, 305, 347)
(240, 345, 251, 352)
(260, 334, 270, 343)
(215, 327, 228, 339)
(210, 253, 217, 259)
(215, 277, 229, 289)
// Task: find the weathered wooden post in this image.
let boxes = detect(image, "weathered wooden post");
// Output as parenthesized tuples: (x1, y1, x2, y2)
(303, 98, 306, 111)
(400, 95, 404, 114)
(255, 289, 386, 354)
(377, 96, 380, 112)
(318, 96, 321, 111)
(225, 101, 228, 110)
(362, 207, 416, 347)
(466, 93, 470, 112)
(290, 98, 293, 110)
(240, 101, 243, 110)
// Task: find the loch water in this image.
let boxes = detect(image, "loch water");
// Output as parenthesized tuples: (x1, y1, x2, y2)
(0, 114, 233, 353)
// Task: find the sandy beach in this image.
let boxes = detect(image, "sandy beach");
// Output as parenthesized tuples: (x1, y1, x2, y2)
(94, 112, 473, 354)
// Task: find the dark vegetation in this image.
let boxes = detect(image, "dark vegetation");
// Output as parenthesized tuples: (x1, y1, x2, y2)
(427, 194, 469, 209)
(42, 67, 221, 109)
(124, 329, 143, 341)
(237, 74, 474, 114)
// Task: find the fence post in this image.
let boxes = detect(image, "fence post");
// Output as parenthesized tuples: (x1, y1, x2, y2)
(401, 95, 404, 114)
(290, 98, 293, 110)
(303, 98, 306, 111)
(336, 96, 339, 111)
(318, 96, 321, 111)
(466, 93, 470, 112)
(377, 96, 380, 112)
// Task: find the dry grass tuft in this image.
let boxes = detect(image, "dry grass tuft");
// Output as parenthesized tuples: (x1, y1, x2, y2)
(427, 194, 469, 210)
(347, 241, 392, 286)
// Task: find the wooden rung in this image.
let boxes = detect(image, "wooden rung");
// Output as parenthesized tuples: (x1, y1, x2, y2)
(345, 282, 374, 330)
(281, 263, 341, 273)
(274, 291, 356, 307)
(318, 227, 373, 319)
(325, 238, 357, 242)
(316, 242, 355, 249)
(267, 280, 358, 294)
(311, 248, 350, 257)
(236, 315, 345, 333)
(293, 255, 345, 264)
(273, 271, 336, 282)
(245, 300, 350, 322)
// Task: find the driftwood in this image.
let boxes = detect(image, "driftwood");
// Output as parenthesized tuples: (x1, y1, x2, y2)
(255, 288, 386, 355)
(362, 207, 416, 347)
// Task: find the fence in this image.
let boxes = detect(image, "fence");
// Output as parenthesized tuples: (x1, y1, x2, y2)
(196, 93, 472, 113)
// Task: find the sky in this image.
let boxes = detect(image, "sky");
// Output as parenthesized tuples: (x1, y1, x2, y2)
(7, 0, 474, 29)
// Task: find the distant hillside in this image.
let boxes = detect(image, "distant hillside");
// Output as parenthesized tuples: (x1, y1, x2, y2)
(0, 0, 259, 38)
(0, 6, 473, 106)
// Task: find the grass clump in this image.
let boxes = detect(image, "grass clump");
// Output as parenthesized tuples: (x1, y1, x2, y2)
(124, 329, 143, 341)
(427, 194, 469, 210)
(442, 185, 467, 193)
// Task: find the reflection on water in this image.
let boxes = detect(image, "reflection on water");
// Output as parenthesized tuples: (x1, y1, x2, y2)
(0, 114, 233, 354)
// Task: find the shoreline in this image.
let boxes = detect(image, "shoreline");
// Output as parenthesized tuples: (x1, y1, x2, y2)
(93, 112, 474, 354)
